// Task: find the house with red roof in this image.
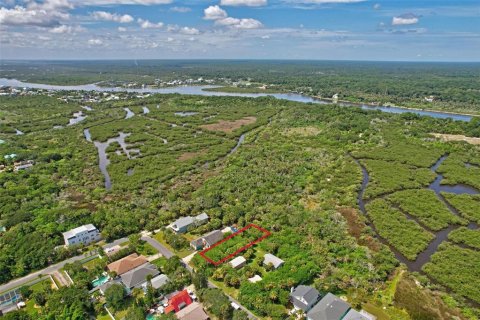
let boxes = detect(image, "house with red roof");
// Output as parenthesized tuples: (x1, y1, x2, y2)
(165, 290, 193, 314)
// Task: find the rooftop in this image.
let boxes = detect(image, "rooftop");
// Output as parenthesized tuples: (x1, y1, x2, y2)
(120, 263, 159, 288)
(306, 293, 351, 320)
(175, 302, 209, 320)
(263, 253, 284, 269)
(107, 253, 148, 275)
(62, 224, 97, 240)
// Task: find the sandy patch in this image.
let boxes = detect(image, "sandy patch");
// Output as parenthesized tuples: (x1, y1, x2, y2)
(431, 133, 480, 145)
(201, 116, 257, 133)
(284, 126, 322, 136)
(178, 149, 207, 161)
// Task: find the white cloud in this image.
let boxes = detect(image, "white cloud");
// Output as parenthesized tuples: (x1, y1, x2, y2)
(180, 27, 200, 35)
(118, 26, 127, 32)
(215, 17, 263, 29)
(92, 11, 134, 23)
(49, 25, 85, 33)
(137, 18, 164, 29)
(287, 0, 365, 3)
(88, 38, 103, 45)
(203, 5, 228, 20)
(73, 0, 172, 5)
(0, 4, 69, 27)
(392, 14, 419, 25)
(220, 0, 267, 6)
(204, 5, 263, 29)
(169, 6, 191, 13)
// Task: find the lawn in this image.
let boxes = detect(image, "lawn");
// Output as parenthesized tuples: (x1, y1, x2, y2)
(153, 231, 193, 258)
(136, 241, 158, 256)
(83, 257, 106, 270)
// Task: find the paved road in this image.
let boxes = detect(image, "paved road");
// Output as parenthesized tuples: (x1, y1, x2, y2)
(0, 237, 127, 294)
(0, 234, 257, 319)
(141, 235, 174, 259)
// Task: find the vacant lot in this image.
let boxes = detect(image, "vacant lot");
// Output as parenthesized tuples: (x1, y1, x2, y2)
(201, 116, 257, 133)
(431, 133, 480, 145)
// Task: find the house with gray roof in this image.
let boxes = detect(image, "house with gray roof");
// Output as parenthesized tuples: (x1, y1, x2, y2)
(306, 293, 351, 320)
(263, 253, 284, 269)
(62, 224, 101, 247)
(190, 229, 224, 250)
(120, 263, 159, 289)
(290, 285, 321, 312)
(342, 309, 373, 320)
(142, 274, 170, 291)
(169, 213, 209, 233)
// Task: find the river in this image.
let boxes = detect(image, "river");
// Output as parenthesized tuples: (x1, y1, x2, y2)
(0, 78, 473, 122)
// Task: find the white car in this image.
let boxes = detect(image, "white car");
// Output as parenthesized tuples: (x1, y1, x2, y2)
(231, 302, 240, 310)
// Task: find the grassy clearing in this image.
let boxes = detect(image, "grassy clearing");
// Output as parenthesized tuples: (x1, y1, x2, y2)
(387, 189, 464, 231)
(438, 155, 480, 190)
(423, 243, 480, 304)
(136, 241, 158, 256)
(448, 227, 480, 249)
(366, 199, 434, 260)
(442, 193, 480, 224)
(362, 159, 436, 199)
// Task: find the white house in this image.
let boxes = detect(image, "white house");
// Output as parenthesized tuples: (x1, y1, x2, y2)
(62, 224, 101, 247)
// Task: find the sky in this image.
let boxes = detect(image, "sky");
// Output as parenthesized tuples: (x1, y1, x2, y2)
(0, 0, 479, 61)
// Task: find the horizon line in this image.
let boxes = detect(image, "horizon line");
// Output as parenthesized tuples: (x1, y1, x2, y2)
(1, 58, 480, 64)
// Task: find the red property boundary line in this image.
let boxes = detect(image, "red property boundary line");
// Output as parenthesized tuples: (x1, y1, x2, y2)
(199, 224, 270, 266)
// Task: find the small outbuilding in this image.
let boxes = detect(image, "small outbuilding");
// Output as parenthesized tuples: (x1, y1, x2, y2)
(229, 256, 246, 269)
(263, 253, 284, 269)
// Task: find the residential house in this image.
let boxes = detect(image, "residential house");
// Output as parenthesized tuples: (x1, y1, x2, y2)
(142, 274, 169, 291)
(107, 253, 148, 276)
(190, 230, 223, 250)
(175, 302, 209, 320)
(229, 256, 246, 269)
(169, 213, 209, 233)
(263, 253, 284, 269)
(306, 293, 351, 320)
(290, 285, 321, 312)
(13, 160, 34, 172)
(120, 263, 159, 289)
(342, 309, 373, 320)
(62, 224, 101, 247)
(165, 290, 193, 314)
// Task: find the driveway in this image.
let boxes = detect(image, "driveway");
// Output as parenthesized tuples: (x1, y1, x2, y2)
(141, 235, 174, 259)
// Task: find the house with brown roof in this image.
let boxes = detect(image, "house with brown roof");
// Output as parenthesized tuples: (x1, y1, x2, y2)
(107, 253, 148, 275)
(175, 302, 209, 320)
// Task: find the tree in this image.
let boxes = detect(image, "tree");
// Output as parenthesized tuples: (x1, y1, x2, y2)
(33, 291, 47, 306)
(125, 306, 145, 320)
(144, 283, 156, 308)
(105, 284, 126, 311)
(192, 270, 208, 290)
(232, 310, 249, 320)
(18, 285, 32, 300)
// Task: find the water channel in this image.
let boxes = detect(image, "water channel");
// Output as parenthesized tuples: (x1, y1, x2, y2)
(355, 154, 479, 272)
(91, 132, 133, 190)
(0, 78, 473, 122)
